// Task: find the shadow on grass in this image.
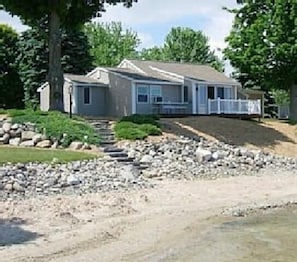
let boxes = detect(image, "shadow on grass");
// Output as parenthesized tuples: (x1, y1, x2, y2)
(161, 116, 296, 148)
(0, 217, 41, 246)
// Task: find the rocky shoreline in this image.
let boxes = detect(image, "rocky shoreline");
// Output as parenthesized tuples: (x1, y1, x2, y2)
(1, 134, 297, 201)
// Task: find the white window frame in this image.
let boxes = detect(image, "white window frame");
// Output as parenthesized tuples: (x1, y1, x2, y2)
(83, 86, 91, 105)
(137, 85, 149, 104)
(150, 85, 162, 103)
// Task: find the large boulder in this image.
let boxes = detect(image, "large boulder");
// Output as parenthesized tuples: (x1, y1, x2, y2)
(21, 131, 37, 141)
(0, 133, 10, 144)
(69, 141, 83, 150)
(2, 122, 12, 133)
(36, 140, 52, 148)
(140, 154, 154, 163)
(32, 134, 43, 144)
(196, 148, 212, 162)
(20, 140, 35, 147)
(9, 137, 21, 146)
(0, 128, 4, 136)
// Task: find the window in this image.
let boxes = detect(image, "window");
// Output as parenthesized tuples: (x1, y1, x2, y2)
(137, 85, 149, 103)
(224, 87, 232, 99)
(184, 86, 189, 102)
(208, 86, 215, 99)
(84, 87, 90, 104)
(150, 85, 162, 103)
(217, 87, 224, 99)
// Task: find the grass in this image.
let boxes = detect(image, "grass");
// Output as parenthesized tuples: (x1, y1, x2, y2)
(114, 114, 162, 140)
(0, 147, 97, 165)
(6, 109, 100, 147)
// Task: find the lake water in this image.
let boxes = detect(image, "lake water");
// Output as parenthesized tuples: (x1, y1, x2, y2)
(173, 207, 297, 261)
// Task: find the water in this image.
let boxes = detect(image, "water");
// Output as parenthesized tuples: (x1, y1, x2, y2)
(173, 207, 297, 261)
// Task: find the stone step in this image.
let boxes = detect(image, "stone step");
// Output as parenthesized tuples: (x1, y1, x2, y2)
(100, 140, 117, 146)
(107, 152, 128, 158)
(103, 147, 125, 153)
(99, 132, 115, 137)
(114, 157, 135, 163)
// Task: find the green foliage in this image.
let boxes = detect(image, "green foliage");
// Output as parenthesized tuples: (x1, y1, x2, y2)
(1, 0, 137, 110)
(8, 110, 100, 147)
(0, 24, 24, 109)
(271, 89, 290, 106)
(0, 147, 96, 165)
(17, 26, 93, 108)
(139, 124, 162, 136)
(84, 22, 140, 67)
(136, 27, 224, 72)
(114, 114, 162, 140)
(120, 114, 160, 127)
(224, 0, 297, 119)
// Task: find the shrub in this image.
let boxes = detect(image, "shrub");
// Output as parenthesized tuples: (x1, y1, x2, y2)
(115, 127, 147, 140)
(9, 110, 100, 147)
(113, 121, 138, 132)
(120, 114, 160, 127)
(139, 123, 162, 136)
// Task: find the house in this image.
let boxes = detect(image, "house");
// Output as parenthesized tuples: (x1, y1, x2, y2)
(38, 59, 262, 117)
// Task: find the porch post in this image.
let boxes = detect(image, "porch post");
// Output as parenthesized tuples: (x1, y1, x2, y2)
(132, 82, 136, 114)
(218, 97, 221, 114)
(192, 82, 197, 114)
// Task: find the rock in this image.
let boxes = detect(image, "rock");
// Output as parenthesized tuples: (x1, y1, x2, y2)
(32, 134, 43, 144)
(2, 122, 12, 133)
(20, 140, 35, 147)
(0, 133, 10, 144)
(82, 143, 91, 150)
(4, 183, 13, 192)
(196, 148, 212, 162)
(69, 141, 83, 150)
(119, 165, 139, 181)
(13, 182, 25, 192)
(51, 141, 59, 149)
(67, 174, 81, 186)
(140, 155, 154, 163)
(11, 123, 19, 130)
(0, 128, 4, 136)
(9, 137, 21, 146)
(21, 131, 37, 141)
(212, 151, 226, 161)
(36, 140, 52, 148)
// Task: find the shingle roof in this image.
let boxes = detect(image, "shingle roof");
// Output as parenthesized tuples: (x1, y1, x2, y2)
(64, 74, 106, 85)
(107, 68, 180, 83)
(126, 60, 239, 85)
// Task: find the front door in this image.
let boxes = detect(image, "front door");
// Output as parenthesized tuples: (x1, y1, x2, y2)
(196, 84, 207, 114)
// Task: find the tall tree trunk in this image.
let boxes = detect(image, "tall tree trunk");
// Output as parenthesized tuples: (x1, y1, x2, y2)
(48, 9, 64, 111)
(289, 83, 297, 121)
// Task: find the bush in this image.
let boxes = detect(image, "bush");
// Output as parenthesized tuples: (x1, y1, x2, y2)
(120, 114, 160, 127)
(115, 127, 147, 140)
(139, 124, 162, 136)
(113, 121, 138, 132)
(9, 110, 100, 147)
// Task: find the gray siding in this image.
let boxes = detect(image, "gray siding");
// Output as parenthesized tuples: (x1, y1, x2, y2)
(76, 85, 106, 116)
(107, 74, 132, 116)
(39, 85, 50, 111)
(88, 69, 110, 84)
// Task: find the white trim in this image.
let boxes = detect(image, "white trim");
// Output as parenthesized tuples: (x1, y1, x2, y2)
(181, 85, 184, 103)
(149, 66, 184, 80)
(132, 82, 136, 114)
(73, 84, 78, 114)
(192, 81, 197, 114)
(118, 59, 147, 75)
(134, 80, 181, 86)
(37, 82, 48, 92)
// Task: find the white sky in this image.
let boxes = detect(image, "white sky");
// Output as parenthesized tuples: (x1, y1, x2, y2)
(0, 0, 238, 75)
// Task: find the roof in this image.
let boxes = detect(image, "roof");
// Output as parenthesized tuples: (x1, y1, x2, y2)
(125, 59, 239, 85)
(107, 68, 180, 83)
(64, 74, 106, 85)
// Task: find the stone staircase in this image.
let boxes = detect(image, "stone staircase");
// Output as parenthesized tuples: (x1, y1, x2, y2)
(87, 119, 139, 165)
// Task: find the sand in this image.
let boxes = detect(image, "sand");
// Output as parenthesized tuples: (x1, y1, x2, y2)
(1, 169, 297, 261)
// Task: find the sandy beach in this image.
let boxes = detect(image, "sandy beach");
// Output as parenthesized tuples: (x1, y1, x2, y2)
(1, 168, 297, 261)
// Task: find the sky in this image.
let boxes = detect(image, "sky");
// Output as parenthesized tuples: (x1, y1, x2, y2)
(0, 0, 238, 74)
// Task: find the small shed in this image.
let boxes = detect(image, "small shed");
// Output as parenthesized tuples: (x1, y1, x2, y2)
(38, 74, 108, 117)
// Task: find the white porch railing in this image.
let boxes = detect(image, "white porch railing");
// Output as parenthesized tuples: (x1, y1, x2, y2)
(153, 102, 189, 115)
(208, 98, 261, 115)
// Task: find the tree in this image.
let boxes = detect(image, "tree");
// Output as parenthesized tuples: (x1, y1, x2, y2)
(224, 0, 297, 120)
(84, 22, 139, 67)
(137, 27, 224, 72)
(17, 26, 93, 108)
(1, 0, 137, 110)
(0, 24, 23, 109)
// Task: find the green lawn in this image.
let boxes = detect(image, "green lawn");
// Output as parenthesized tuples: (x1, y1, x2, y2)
(0, 147, 97, 165)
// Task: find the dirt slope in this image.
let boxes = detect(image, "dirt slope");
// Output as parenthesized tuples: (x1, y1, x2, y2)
(160, 116, 297, 157)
